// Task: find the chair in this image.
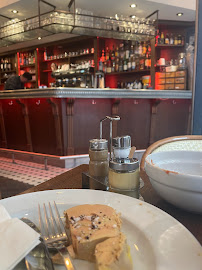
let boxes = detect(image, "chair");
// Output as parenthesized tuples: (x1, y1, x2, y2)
(140, 135, 202, 182)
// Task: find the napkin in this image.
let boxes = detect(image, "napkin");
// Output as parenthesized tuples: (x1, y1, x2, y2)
(0, 204, 40, 270)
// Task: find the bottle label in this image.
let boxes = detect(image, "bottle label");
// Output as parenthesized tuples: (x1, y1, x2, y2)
(124, 64, 127, 71)
(132, 62, 136, 69)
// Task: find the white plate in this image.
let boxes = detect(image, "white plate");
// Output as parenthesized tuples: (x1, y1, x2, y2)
(1, 189, 201, 270)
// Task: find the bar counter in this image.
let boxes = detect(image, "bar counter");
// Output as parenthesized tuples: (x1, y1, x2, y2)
(0, 88, 192, 99)
(0, 88, 192, 156)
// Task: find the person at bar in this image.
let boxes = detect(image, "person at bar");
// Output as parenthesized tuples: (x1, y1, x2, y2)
(4, 72, 32, 90)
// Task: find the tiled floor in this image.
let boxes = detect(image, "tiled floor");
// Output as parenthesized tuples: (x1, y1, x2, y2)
(0, 157, 69, 186)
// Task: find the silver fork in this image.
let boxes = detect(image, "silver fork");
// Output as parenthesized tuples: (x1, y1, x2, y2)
(38, 201, 75, 270)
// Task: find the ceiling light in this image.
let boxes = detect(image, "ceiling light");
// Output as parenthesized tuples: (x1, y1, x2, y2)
(177, 13, 183, 16)
(38, 37, 42, 40)
(130, 4, 137, 8)
(130, 15, 136, 19)
(12, 10, 18, 14)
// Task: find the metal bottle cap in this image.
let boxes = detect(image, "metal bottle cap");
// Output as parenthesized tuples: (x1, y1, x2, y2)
(112, 135, 131, 149)
(109, 158, 139, 172)
(89, 139, 108, 150)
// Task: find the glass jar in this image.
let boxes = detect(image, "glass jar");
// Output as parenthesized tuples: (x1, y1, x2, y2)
(108, 158, 140, 198)
(89, 139, 108, 179)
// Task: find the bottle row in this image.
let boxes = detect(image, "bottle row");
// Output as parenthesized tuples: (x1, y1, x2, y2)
(0, 58, 13, 72)
(44, 48, 95, 61)
(156, 32, 185, 46)
(19, 53, 35, 66)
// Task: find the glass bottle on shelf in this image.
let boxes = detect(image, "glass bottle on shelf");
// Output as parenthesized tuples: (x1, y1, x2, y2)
(119, 43, 125, 59)
(156, 30, 160, 44)
(111, 45, 115, 61)
(125, 41, 130, 60)
(127, 56, 132, 71)
(119, 59, 123, 72)
(106, 58, 112, 73)
(103, 60, 107, 73)
(106, 47, 109, 60)
(123, 57, 128, 72)
(142, 42, 147, 56)
(165, 34, 170, 45)
(139, 58, 145, 70)
(111, 59, 115, 72)
(160, 32, 165, 44)
(131, 55, 136, 70)
(178, 35, 182, 45)
(138, 42, 143, 56)
(174, 35, 178, 45)
(135, 41, 139, 56)
(115, 57, 119, 72)
(115, 46, 119, 58)
(170, 33, 174, 45)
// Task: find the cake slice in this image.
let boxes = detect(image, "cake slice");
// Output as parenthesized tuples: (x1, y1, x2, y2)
(64, 204, 122, 262)
(95, 233, 133, 270)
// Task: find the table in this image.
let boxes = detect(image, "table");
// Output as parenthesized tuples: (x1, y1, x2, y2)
(21, 164, 202, 245)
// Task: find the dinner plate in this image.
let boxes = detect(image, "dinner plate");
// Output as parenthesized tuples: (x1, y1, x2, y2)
(1, 189, 201, 270)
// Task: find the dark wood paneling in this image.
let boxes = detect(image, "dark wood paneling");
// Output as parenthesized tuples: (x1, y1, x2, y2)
(118, 99, 152, 149)
(150, 99, 191, 143)
(73, 98, 112, 154)
(27, 98, 58, 155)
(2, 99, 27, 150)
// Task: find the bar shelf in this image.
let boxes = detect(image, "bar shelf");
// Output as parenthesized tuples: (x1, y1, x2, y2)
(105, 69, 150, 76)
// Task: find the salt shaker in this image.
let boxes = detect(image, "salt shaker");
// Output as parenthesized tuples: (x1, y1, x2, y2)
(89, 139, 109, 179)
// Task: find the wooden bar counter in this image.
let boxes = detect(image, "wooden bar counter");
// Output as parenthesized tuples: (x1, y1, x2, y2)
(0, 88, 192, 155)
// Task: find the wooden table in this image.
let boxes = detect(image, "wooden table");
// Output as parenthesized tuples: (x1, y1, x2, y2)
(21, 164, 202, 245)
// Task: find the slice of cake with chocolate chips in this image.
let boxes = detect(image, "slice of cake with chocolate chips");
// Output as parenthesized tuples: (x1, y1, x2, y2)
(95, 232, 133, 270)
(64, 204, 122, 262)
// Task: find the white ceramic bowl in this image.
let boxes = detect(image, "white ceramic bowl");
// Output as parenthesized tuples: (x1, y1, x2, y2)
(145, 151, 202, 213)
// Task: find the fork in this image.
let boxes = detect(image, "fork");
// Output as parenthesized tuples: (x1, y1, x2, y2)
(38, 201, 75, 270)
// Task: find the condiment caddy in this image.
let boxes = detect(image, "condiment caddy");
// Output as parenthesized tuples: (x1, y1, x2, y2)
(87, 115, 142, 198)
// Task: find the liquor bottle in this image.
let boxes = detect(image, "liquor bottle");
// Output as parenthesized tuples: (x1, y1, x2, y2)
(44, 49, 47, 61)
(0, 59, 3, 71)
(111, 45, 115, 61)
(181, 36, 185, 46)
(28, 53, 32, 65)
(135, 41, 139, 56)
(131, 55, 136, 70)
(115, 46, 119, 58)
(139, 42, 143, 56)
(106, 47, 109, 61)
(103, 60, 107, 73)
(119, 43, 125, 59)
(115, 58, 119, 72)
(127, 56, 132, 71)
(174, 35, 178, 45)
(123, 58, 128, 71)
(101, 49, 105, 62)
(130, 44, 134, 57)
(7, 59, 11, 71)
(125, 41, 130, 60)
(106, 58, 112, 73)
(160, 32, 165, 44)
(170, 33, 174, 45)
(178, 35, 182, 45)
(4, 59, 7, 71)
(139, 58, 145, 70)
(156, 30, 160, 45)
(165, 34, 170, 45)
(143, 42, 147, 56)
(119, 59, 123, 72)
(111, 60, 115, 72)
